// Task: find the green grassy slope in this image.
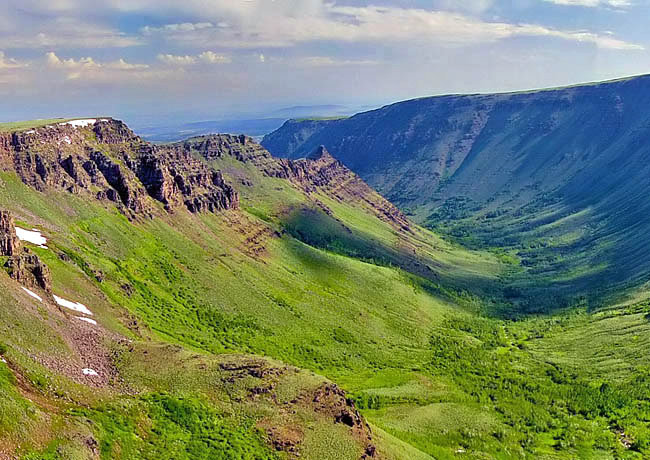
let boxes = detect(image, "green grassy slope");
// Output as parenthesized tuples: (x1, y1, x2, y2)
(2, 122, 650, 459)
(0, 118, 100, 132)
(262, 75, 650, 312)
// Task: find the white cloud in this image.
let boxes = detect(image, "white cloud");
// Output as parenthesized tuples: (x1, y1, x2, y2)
(46, 52, 100, 69)
(158, 51, 231, 65)
(158, 54, 197, 65)
(1, 22, 140, 49)
(137, 3, 642, 51)
(45, 52, 151, 80)
(297, 56, 380, 67)
(142, 22, 214, 34)
(544, 0, 632, 8)
(198, 51, 231, 64)
(109, 58, 150, 70)
(0, 51, 27, 69)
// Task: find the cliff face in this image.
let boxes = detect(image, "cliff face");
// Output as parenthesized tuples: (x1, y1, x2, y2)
(262, 75, 650, 305)
(0, 119, 238, 218)
(181, 135, 410, 232)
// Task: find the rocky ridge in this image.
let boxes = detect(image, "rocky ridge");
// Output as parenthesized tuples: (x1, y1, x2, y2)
(0, 119, 238, 218)
(183, 134, 410, 232)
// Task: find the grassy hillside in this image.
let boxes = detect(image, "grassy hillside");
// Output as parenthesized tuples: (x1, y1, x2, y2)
(262, 75, 650, 312)
(0, 119, 99, 132)
(2, 121, 650, 459)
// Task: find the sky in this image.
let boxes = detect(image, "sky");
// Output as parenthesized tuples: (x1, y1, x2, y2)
(1, 0, 649, 124)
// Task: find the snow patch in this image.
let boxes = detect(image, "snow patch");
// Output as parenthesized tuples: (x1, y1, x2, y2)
(82, 368, 99, 376)
(25, 130, 35, 134)
(21, 287, 43, 302)
(15, 227, 47, 248)
(59, 118, 107, 128)
(53, 295, 93, 316)
(60, 119, 96, 128)
(62, 136, 72, 144)
(77, 317, 97, 326)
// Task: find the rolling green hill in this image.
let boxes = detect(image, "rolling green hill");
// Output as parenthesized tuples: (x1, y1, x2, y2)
(1, 118, 650, 459)
(262, 75, 650, 312)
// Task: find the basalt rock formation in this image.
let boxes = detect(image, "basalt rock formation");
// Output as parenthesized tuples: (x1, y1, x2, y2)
(6, 250, 53, 292)
(0, 119, 238, 218)
(0, 209, 52, 292)
(182, 135, 409, 232)
(0, 210, 19, 256)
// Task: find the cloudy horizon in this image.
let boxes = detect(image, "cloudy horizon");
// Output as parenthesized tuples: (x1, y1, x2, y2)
(1, 0, 649, 125)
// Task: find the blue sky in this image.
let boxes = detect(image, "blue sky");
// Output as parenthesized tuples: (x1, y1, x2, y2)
(0, 0, 649, 124)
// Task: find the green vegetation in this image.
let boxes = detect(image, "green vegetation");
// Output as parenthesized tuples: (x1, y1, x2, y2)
(0, 119, 71, 132)
(71, 394, 277, 460)
(3, 117, 650, 459)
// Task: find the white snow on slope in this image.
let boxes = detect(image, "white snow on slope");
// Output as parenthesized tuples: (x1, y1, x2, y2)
(82, 368, 99, 376)
(53, 295, 93, 316)
(77, 317, 97, 326)
(21, 287, 43, 302)
(15, 227, 47, 248)
(59, 119, 109, 128)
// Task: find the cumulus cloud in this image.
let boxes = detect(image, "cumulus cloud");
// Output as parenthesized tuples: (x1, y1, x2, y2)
(0, 1, 641, 52)
(142, 22, 215, 34)
(0, 51, 27, 69)
(45, 52, 151, 80)
(0, 19, 140, 49)
(158, 51, 231, 65)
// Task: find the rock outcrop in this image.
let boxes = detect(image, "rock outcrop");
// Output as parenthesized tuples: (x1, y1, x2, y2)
(147, 144, 239, 213)
(0, 209, 52, 292)
(1, 119, 239, 218)
(181, 135, 410, 232)
(310, 383, 376, 459)
(6, 250, 52, 292)
(0, 210, 19, 256)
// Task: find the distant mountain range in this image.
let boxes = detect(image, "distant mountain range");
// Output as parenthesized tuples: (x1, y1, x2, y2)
(134, 104, 365, 143)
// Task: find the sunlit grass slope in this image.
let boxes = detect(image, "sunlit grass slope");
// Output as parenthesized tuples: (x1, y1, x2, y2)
(3, 128, 650, 458)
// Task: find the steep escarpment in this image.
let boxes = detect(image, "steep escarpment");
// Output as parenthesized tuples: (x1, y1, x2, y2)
(261, 118, 340, 158)
(0, 119, 238, 218)
(184, 135, 410, 232)
(263, 75, 650, 309)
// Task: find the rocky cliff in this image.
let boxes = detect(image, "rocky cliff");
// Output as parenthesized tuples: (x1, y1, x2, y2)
(0, 119, 238, 218)
(262, 75, 650, 308)
(180, 135, 410, 232)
